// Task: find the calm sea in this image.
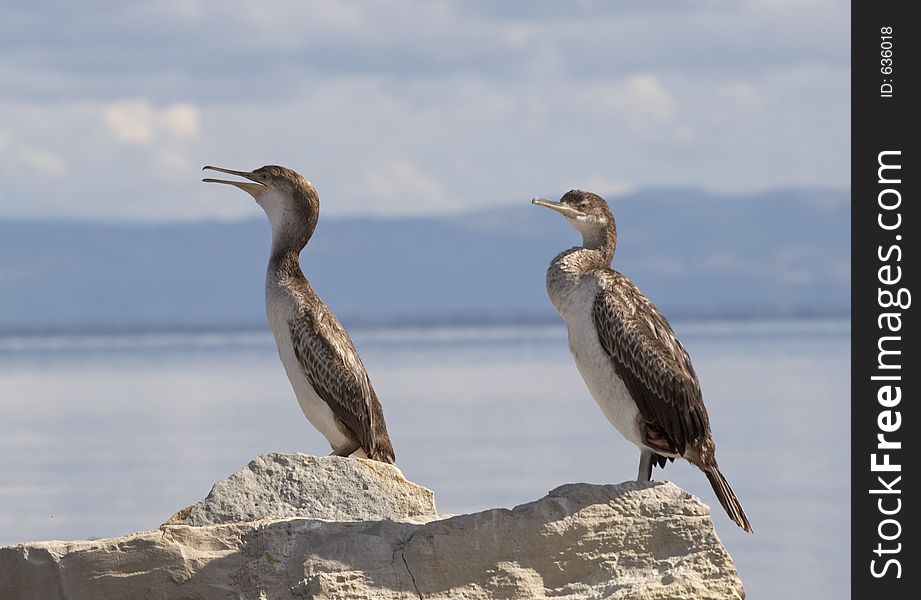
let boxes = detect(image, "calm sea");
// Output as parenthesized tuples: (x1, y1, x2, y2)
(0, 318, 848, 598)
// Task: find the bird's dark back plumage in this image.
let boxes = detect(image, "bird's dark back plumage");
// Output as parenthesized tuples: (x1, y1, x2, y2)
(590, 264, 751, 532)
(591, 270, 709, 458)
(281, 259, 395, 464)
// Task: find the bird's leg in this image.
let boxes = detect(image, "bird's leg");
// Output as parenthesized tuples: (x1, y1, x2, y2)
(637, 450, 654, 482)
(330, 442, 360, 457)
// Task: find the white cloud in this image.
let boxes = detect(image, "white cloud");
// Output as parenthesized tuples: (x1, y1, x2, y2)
(718, 82, 761, 110)
(161, 104, 201, 139)
(102, 101, 201, 144)
(626, 75, 674, 122)
(102, 101, 156, 143)
(550, 74, 687, 144)
(0, 128, 68, 178)
(0, 1, 848, 221)
(17, 148, 68, 175)
(579, 177, 634, 199)
(363, 158, 460, 214)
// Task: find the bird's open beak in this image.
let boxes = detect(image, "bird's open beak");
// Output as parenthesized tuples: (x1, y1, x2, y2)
(532, 198, 585, 218)
(202, 166, 266, 197)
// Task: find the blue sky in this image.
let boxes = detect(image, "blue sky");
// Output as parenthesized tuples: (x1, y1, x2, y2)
(0, 0, 849, 221)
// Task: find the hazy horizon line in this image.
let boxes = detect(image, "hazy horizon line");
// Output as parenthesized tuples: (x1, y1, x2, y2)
(0, 184, 851, 227)
(0, 307, 850, 339)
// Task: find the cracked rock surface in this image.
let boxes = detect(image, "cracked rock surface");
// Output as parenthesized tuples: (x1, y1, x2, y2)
(166, 453, 437, 526)
(0, 453, 744, 599)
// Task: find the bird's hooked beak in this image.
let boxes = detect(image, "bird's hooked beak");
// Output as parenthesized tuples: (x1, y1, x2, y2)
(202, 166, 266, 198)
(532, 198, 585, 219)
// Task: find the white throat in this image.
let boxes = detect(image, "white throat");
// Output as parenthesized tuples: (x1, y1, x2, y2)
(567, 215, 608, 250)
(256, 188, 304, 253)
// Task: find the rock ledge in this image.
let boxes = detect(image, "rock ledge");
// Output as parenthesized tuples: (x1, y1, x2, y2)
(166, 452, 437, 526)
(0, 453, 744, 599)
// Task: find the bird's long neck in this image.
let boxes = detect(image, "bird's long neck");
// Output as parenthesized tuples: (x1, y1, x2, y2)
(581, 221, 616, 266)
(562, 220, 617, 272)
(258, 185, 319, 285)
(265, 210, 317, 285)
(267, 219, 316, 285)
(268, 242, 305, 284)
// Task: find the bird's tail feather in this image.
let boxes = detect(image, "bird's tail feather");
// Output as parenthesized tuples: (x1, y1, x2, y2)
(704, 466, 753, 533)
(368, 440, 396, 465)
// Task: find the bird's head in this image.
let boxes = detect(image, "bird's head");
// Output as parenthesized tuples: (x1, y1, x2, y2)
(203, 164, 320, 248)
(532, 190, 616, 253)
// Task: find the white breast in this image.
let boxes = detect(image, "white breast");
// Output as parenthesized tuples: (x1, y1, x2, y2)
(265, 285, 350, 451)
(549, 270, 645, 450)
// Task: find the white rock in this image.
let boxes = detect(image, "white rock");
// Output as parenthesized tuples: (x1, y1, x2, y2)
(0, 454, 744, 599)
(166, 453, 437, 525)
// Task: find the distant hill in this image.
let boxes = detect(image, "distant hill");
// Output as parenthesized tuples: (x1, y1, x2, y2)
(0, 188, 848, 332)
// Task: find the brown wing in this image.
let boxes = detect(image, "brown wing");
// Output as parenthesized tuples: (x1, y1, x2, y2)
(592, 272, 710, 456)
(288, 304, 394, 462)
